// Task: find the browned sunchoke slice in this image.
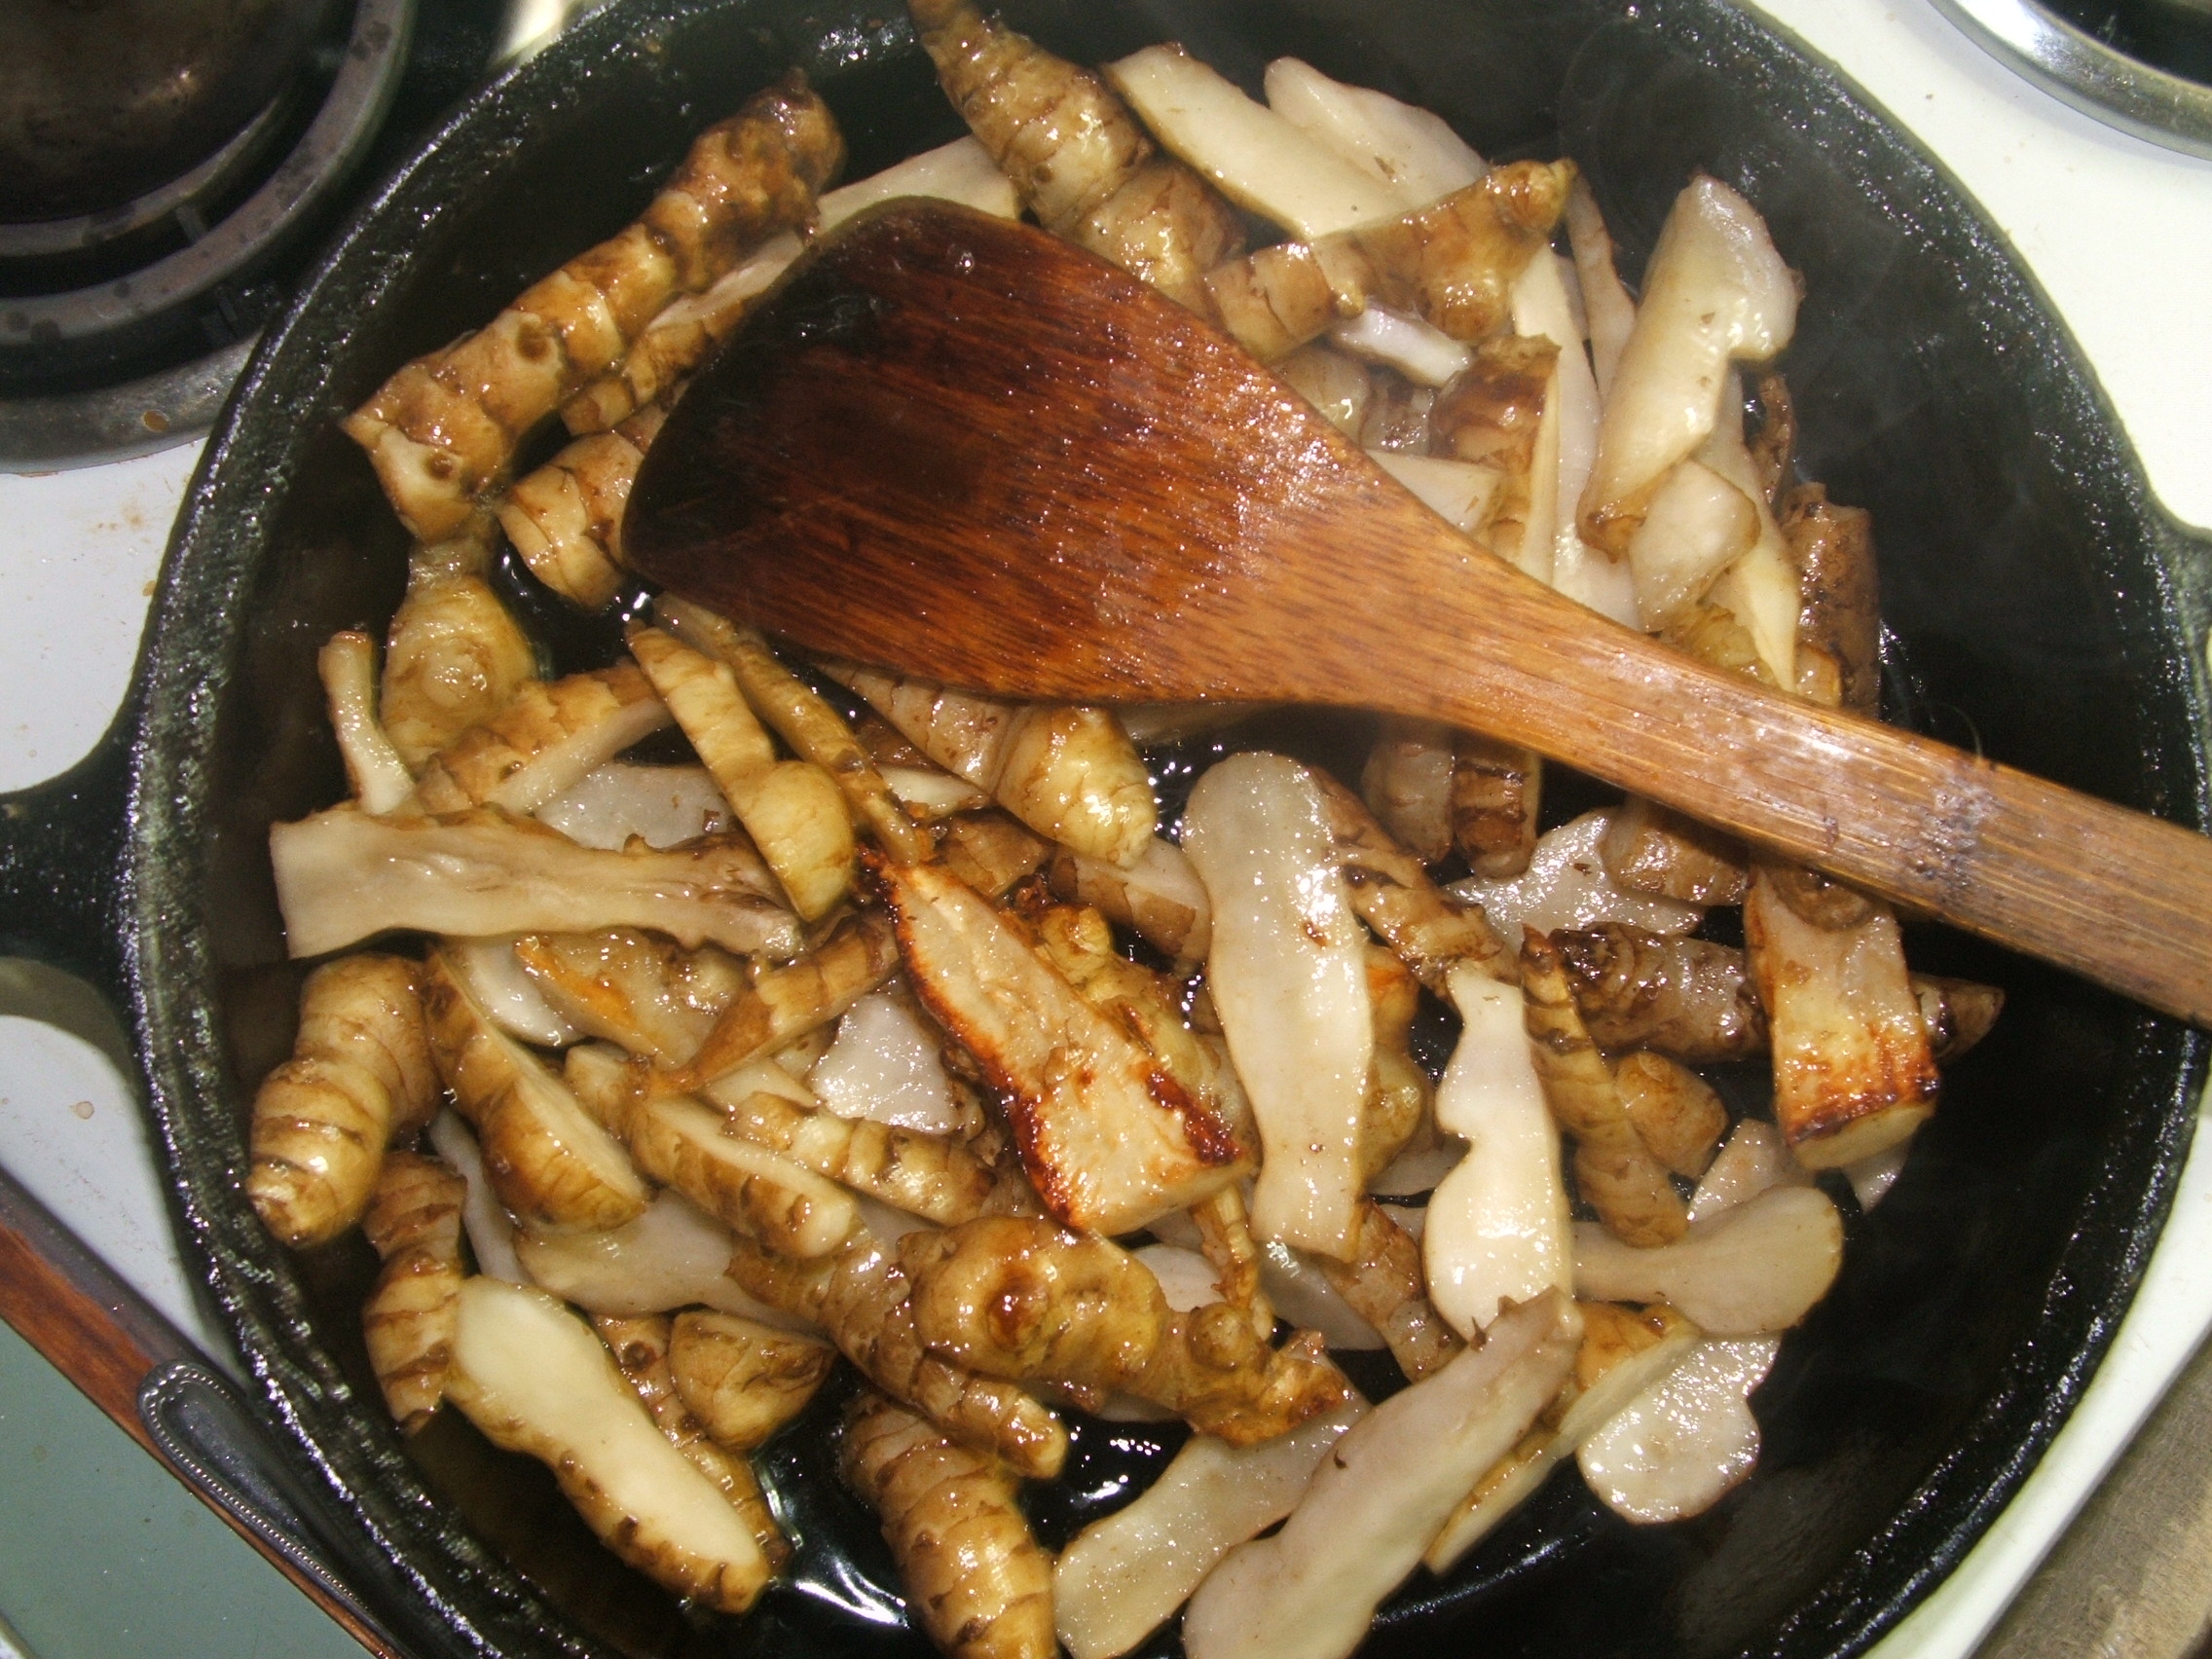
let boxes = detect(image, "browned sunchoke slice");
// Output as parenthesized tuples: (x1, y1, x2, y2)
(445, 1277, 777, 1611)
(1450, 731, 1542, 878)
(629, 625, 855, 919)
(496, 403, 666, 608)
(318, 632, 414, 815)
(1181, 1291, 1580, 1659)
(908, 0, 1242, 315)
(346, 75, 843, 539)
(1744, 864, 1938, 1169)
(1044, 836, 1212, 972)
(1612, 1051, 1728, 1179)
(1315, 1199, 1461, 1381)
(1186, 1184, 1276, 1344)
(669, 1309, 837, 1451)
(406, 664, 673, 817)
(679, 910, 901, 1089)
(1553, 923, 1768, 1063)
(1599, 796, 1748, 905)
(939, 812, 1051, 901)
(511, 928, 740, 1065)
(594, 1313, 788, 1566)
(247, 954, 439, 1247)
(1915, 975, 2006, 1062)
(903, 1217, 1349, 1444)
(422, 951, 648, 1232)
(1749, 372, 1797, 508)
(1204, 160, 1575, 362)
(1312, 771, 1515, 990)
(656, 598, 934, 865)
(709, 1082, 999, 1226)
(1573, 1184, 1843, 1333)
(842, 1390, 1056, 1659)
(879, 860, 1244, 1234)
(726, 1227, 1068, 1478)
(1358, 945, 1430, 1180)
(360, 1151, 465, 1432)
(1423, 1300, 1701, 1568)
(1521, 930, 1689, 1247)
(829, 663, 1157, 867)
(380, 547, 539, 769)
(270, 805, 802, 960)
(1053, 1397, 1366, 1659)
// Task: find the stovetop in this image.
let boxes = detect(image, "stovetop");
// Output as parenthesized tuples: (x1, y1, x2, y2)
(0, 2, 2206, 1655)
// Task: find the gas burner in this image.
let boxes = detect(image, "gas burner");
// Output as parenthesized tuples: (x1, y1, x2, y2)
(1933, 0, 2212, 156)
(0, 0, 418, 469)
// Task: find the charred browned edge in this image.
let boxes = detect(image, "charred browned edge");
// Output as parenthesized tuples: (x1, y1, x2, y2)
(0, 1176, 395, 1656)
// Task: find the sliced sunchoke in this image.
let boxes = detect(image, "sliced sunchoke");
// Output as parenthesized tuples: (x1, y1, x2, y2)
(406, 664, 673, 817)
(1360, 716, 1455, 864)
(360, 1151, 465, 1432)
(595, 1312, 789, 1566)
(1053, 1398, 1365, 1659)
(1312, 771, 1515, 989)
(680, 910, 901, 1088)
(1687, 1117, 1810, 1222)
(1572, 1184, 1842, 1333)
(937, 811, 1051, 901)
(247, 954, 438, 1248)
(271, 805, 801, 960)
(422, 951, 648, 1232)
(709, 1081, 997, 1226)
(1553, 923, 1767, 1062)
(1576, 1335, 1781, 1523)
(1315, 1199, 1461, 1381)
(318, 632, 414, 814)
(1563, 178, 1635, 397)
(1450, 731, 1542, 877)
(1180, 1292, 1579, 1659)
(346, 76, 842, 539)
(496, 403, 666, 608)
(726, 1226, 1068, 1478)
(903, 1216, 1348, 1444)
(1183, 755, 1373, 1259)
(513, 1190, 795, 1322)
(1261, 58, 1483, 209)
(535, 760, 730, 850)
(810, 989, 967, 1134)
(1456, 811, 1703, 941)
(1781, 481, 1881, 718)
(445, 1277, 777, 1611)
(842, 1390, 1055, 1659)
(669, 1309, 836, 1451)
(1599, 796, 1748, 905)
(512, 927, 736, 1065)
(1424, 963, 1571, 1338)
(379, 547, 538, 770)
(1612, 1051, 1728, 1179)
(425, 1109, 526, 1282)
(1044, 836, 1211, 972)
(880, 860, 1243, 1234)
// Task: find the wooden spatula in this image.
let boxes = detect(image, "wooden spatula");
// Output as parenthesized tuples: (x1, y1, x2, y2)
(624, 200, 2212, 1025)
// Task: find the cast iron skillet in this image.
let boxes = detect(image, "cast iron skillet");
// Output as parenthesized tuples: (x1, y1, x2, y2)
(3, 0, 2210, 1655)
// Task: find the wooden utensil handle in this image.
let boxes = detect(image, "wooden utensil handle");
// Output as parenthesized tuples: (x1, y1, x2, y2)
(1395, 535, 2212, 1024)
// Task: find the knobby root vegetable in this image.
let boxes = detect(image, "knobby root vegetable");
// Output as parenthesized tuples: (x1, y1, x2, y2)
(1044, 836, 1211, 973)
(406, 664, 673, 817)
(726, 1226, 1069, 1478)
(1600, 796, 1748, 905)
(360, 1151, 465, 1432)
(380, 537, 538, 769)
(669, 1309, 837, 1450)
(513, 927, 741, 1065)
(247, 954, 439, 1247)
(708, 1080, 999, 1226)
(445, 1278, 776, 1611)
(1315, 1199, 1461, 1381)
(679, 910, 901, 1088)
(496, 403, 666, 608)
(1312, 771, 1514, 989)
(842, 1390, 1056, 1659)
(1453, 810, 1702, 941)
(1612, 1051, 1729, 1179)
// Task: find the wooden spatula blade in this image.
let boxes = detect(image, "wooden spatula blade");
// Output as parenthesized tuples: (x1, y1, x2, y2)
(626, 200, 1442, 703)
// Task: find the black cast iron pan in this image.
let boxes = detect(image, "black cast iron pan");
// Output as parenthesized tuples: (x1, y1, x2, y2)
(3, 1, 2210, 1655)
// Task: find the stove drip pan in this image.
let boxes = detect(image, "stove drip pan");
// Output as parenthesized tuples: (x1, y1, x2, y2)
(1933, 0, 2212, 157)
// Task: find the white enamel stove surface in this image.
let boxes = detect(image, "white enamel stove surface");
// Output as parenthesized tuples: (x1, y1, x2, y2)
(0, 1, 2206, 1651)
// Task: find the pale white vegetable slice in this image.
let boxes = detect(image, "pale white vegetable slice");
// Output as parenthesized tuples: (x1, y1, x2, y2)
(703, 1055, 815, 1110)
(1698, 373, 1800, 684)
(1580, 175, 1797, 556)
(514, 1190, 807, 1327)
(1257, 1240, 1387, 1350)
(1330, 307, 1472, 387)
(807, 989, 964, 1134)
(878, 763, 992, 820)
(318, 632, 415, 815)
(1274, 345, 1375, 438)
(1105, 45, 1404, 238)
(1423, 1308, 1703, 1569)
(425, 1109, 526, 1283)
(1423, 964, 1570, 1339)
(440, 936, 582, 1048)
(1055, 1398, 1367, 1659)
(446, 1277, 774, 1611)
(1136, 1242, 1228, 1312)
(271, 805, 801, 959)
(1564, 181, 1636, 398)
(1451, 810, 1703, 940)
(1368, 1137, 1464, 1198)
(1181, 1292, 1579, 1659)
(1625, 459, 1759, 632)
(1573, 1185, 1842, 1334)
(1184, 754, 1375, 1258)
(1844, 1137, 1914, 1210)
(1687, 1118, 1810, 1223)
(1576, 1335, 1781, 1523)
(535, 762, 731, 850)
(1368, 451, 1504, 535)
(1261, 58, 1483, 208)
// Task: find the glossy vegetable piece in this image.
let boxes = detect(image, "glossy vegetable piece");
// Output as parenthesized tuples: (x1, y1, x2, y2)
(625, 201, 2212, 1025)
